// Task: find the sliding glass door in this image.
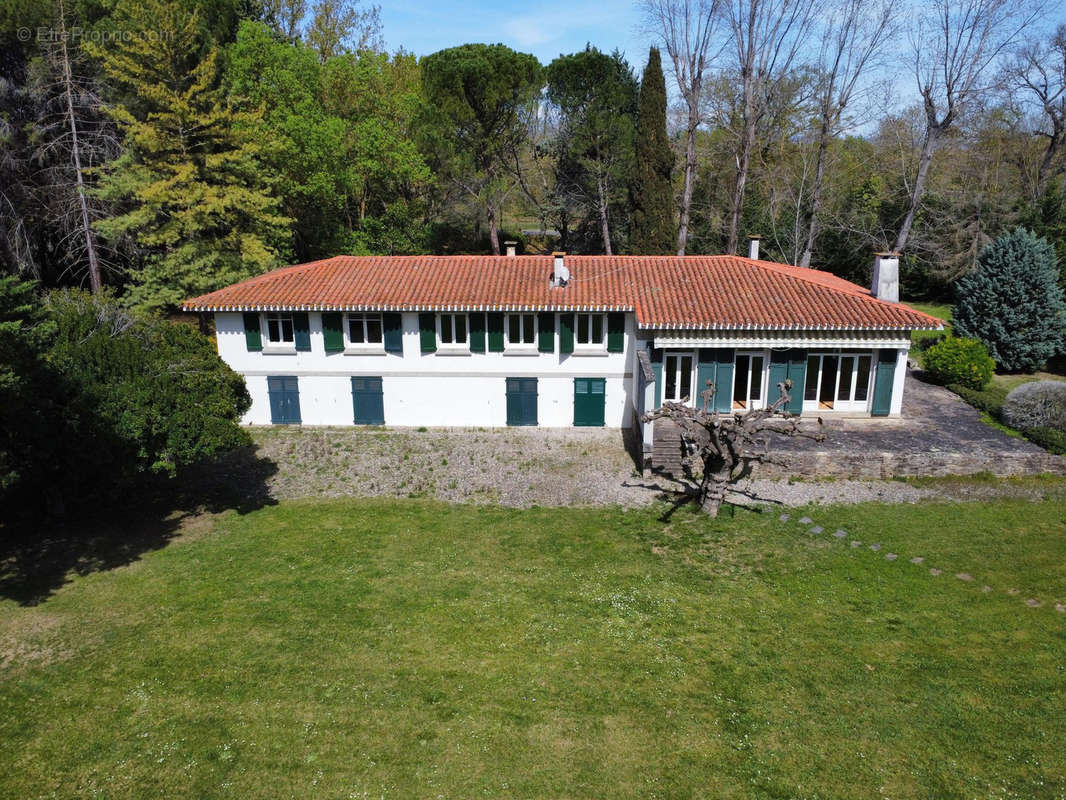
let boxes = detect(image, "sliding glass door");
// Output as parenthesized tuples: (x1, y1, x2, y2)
(803, 353, 873, 412)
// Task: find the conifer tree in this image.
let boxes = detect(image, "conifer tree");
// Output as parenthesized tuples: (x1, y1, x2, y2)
(629, 47, 675, 255)
(92, 0, 291, 311)
(953, 228, 1066, 372)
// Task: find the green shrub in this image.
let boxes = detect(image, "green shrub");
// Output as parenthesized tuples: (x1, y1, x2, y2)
(946, 382, 1008, 417)
(923, 336, 995, 390)
(1002, 380, 1066, 432)
(1024, 426, 1066, 455)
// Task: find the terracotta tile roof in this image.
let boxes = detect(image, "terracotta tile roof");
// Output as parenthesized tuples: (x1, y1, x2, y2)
(183, 255, 942, 330)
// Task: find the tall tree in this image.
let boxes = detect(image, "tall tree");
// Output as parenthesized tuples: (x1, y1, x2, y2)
(421, 44, 542, 255)
(630, 47, 676, 254)
(30, 0, 115, 292)
(893, 0, 1037, 253)
(1004, 25, 1066, 202)
(546, 47, 638, 255)
(641, 0, 721, 254)
(798, 0, 895, 267)
(92, 0, 290, 311)
(722, 0, 816, 255)
(305, 0, 382, 60)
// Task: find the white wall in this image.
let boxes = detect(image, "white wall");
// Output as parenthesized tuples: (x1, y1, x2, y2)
(216, 311, 636, 428)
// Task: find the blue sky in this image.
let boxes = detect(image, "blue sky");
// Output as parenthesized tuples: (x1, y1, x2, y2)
(379, 0, 651, 68)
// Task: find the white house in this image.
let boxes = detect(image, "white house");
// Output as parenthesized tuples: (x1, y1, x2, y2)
(183, 247, 940, 461)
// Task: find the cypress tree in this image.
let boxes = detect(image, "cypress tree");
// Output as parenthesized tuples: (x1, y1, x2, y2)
(629, 47, 675, 255)
(953, 228, 1066, 372)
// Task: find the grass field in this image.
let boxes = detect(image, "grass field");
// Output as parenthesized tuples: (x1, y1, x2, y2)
(2, 497, 1065, 798)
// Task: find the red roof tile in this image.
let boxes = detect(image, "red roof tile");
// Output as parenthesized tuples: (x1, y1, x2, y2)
(182, 255, 942, 330)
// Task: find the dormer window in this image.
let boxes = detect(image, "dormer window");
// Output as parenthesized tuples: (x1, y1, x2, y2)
(265, 313, 294, 345)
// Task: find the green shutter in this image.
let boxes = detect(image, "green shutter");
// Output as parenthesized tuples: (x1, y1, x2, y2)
(768, 352, 789, 409)
(696, 349, 717, 411)
(786, 350, 806, 414)
(293, 312, 310, 352)
(419, 312, 436, 353)
(871, 349, 897, 416)
(322, 312, 344, 353)
(606, 312, 625, 353)
(714, 349, 735, 413)
(559, 313, 575, 354)
(538, 312, 554, 353)
(488, 313, 505, 352)
(243, 312, 262, 351)
(469, 312, 487, 352)
(383, 313, 403, 353)
(574, 377, 606, 426)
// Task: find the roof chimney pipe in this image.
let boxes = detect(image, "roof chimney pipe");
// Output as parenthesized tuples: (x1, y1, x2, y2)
(505, 240, 517, 258)
(551, 252, 570, 288)
(871, 252, 900, 302)
(747, 235, 761, 260)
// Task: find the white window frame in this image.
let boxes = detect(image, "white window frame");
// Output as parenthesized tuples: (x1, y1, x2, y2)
(663, 350, 697, 405)
(262, 312, 296, 351)
(344, 312, 385, 351)
(732, 350, 768, 410)
(802, 351, 874, 412)
(437, 312, 470, 351)
(505, 312, 538, 351)
(574, 312, 607, 351)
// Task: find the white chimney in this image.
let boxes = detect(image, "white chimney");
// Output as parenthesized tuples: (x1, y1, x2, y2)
(505, 240, 517, 258)
(747, 235, 761, 260)
(871, 252, 899, 302)
(551, 252, 570, 288)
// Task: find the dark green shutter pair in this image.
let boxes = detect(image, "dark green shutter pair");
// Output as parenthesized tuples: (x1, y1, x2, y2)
(420, 312, 498, 353)
(768, 351, 806, 414)
(242, 312, 309, 351)
(301, 312, 404, 354)
(557, 312, 624, 354)
(574, 378, 606, 426)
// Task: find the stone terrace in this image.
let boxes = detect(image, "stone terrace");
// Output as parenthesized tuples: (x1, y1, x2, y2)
(652, 370, 1066, 480)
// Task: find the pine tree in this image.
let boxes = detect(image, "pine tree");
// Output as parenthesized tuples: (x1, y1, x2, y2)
(953, 228, 1066, 372)
(628, 47, 675, 255)
(92, 0, 291, 312)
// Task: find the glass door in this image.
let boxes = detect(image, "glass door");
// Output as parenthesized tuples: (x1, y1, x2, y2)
(732, 352, 766, 410)
(663, 352, 695, 404)
(803, 353, 873, 412)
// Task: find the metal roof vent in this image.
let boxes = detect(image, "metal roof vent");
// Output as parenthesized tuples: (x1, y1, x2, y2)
(550, 252, 570, 288)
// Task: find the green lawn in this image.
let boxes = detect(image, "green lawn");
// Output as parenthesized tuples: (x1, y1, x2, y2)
(2, 497, 1065, 798)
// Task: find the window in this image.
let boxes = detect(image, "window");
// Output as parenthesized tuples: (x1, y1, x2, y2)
(506, 313, 536, 347)
(804, 352, 874, 410)
(347, 313, 383, 346)
(664, 353, 694, 403)
(264, 313, 294, 345)
(439, 313, 468, 346)
(733, 353, 765, 409)
(575, 313, 605, 347)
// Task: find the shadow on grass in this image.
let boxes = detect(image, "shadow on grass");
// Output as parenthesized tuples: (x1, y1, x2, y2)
(0, 445, 277, 606)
